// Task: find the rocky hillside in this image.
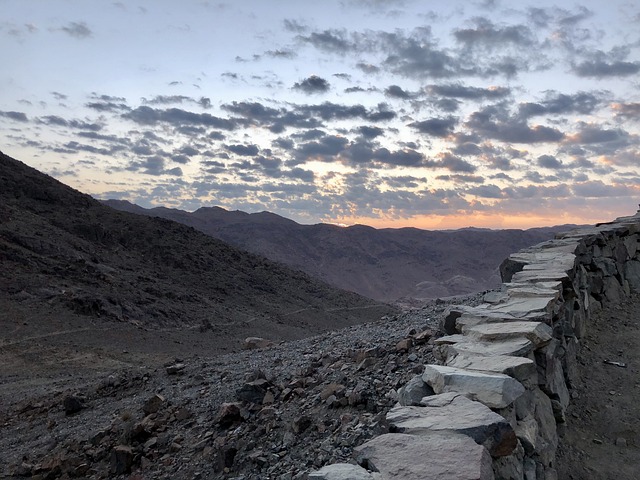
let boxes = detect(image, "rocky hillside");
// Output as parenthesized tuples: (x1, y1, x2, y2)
(0, 150, 395, 349)
(104, 200, 570, 302)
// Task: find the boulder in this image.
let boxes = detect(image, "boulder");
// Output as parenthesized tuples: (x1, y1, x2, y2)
(397, 375, 434, 406)
(142, 394, 165, 415)
(109, 446, 133, 475)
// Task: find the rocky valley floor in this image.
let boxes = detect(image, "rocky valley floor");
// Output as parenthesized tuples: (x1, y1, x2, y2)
(0, 294, 482, 479)
(2, 291, 639, 479)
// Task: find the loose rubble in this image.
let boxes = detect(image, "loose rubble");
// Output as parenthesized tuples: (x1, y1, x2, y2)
(0, 294, 485, 479)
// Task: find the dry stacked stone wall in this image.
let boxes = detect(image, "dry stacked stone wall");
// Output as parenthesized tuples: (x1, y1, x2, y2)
(310, 210, 640, 480)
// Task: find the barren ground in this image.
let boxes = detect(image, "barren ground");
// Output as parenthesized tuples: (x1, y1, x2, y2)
(556, 292, 640, 479)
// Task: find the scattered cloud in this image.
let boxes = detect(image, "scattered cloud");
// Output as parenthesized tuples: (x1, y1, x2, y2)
(60, 21, 92, 39)
(292, 75, 331, 94)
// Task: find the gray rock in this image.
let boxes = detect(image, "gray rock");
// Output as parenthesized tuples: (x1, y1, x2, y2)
(242, 337, 275, 350)
(423, 365, 525, 409)
(142, 394, 165, 415)
(446, 353, 538, 386)
(354, 432, 494, 480)
(388, 393, 516, 457)
(624, 260, 640, 292)
(308, 463, 379, 479)
(397, 375, 434, 406)
(63, 395, 83, 415)
(462, 321, 552, 347)
(109, 445, 133, 475)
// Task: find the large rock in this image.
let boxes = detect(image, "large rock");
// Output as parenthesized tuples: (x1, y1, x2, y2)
(387, 393, 516, 457)
(462, 321, 552, 347)
(423, 365, 525, 409)
(435, 336, 535, 361)
(446, 353, 538, 386)
(354, 432, 494, 480)
(397, 375, 434, 406)
(308, 463, 379, 479)
(624, 260, 640, 292)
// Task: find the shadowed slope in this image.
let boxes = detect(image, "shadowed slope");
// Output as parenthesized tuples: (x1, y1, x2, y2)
(0, 151, 395, 346)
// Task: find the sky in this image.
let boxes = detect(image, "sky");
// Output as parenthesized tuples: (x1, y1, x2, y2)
(1, 0, 640, 229)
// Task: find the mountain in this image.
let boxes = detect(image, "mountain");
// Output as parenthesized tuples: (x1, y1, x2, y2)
(0, 151, 396, 352)
(104, 200, 572, 302)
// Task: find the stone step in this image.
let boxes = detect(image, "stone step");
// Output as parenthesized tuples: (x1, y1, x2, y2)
(353, 432, 494, 480)
(445, 353, 537, 385)
(461, 321, 553, 347)
(387, 392, 517, 457)
(435, 335, 534, 358)
(422, 365, 525, 409)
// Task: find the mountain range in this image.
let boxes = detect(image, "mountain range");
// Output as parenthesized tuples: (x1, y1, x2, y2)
(0, 150, 395, 352)
(104, 199, 571, 302)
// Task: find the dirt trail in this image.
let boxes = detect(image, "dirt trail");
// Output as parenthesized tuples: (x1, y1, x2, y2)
(556, 292, 640, 479)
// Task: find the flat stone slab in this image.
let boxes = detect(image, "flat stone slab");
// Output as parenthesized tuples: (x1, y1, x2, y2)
(387, 393, 516, 457)
(453, 304, 551, 322)
(423, 365, 525, 409)
(438, 336, 535, 358)
(462, 321, 552, 347)
(446, 353, 537, 385)
(354, 433, 494, 480)
(309, 463, 380, 479)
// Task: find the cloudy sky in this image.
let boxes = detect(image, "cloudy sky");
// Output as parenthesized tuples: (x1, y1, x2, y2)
(1, 0, 640, 229)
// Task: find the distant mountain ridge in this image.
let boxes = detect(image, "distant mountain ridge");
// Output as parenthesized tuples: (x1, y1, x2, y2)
(0, 151, 396, 349)
(104, 199, 573, 302)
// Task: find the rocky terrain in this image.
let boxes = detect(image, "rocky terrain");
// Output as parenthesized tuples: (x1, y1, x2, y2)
(0, 293, 485, 479)
(0, 150, 395, 353)
(104, 200, 568, 302)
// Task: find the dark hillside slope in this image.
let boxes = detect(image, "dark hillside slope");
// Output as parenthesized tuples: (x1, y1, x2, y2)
(0, 151, 395, 345)
(104, 201, 570, 301)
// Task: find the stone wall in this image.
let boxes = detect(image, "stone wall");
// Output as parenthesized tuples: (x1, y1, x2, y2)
(310, 210, 640, 480)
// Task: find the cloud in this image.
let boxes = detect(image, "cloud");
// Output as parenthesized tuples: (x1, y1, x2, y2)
(537, 154, 565, 169)
(385, 85, 413, 99)
(612, 102, 640, 120)
(60, 21, 92, 39)
(123, 106, 238, 130)
(293, 75, 331, 94)
(0, 111, 28, 122)
(226, 144, 260, 156)
(37, 115, 102, 131)
(437, 152, 477, 173)
(466, 104, 564, 143)
(565, 124, 628, 144)
(409, 117, 457, 137)
(454, 18, 534, 48)
(426, 84, 511, 100)
(126, 156, 183, 176)
(517, 91, 608, 118)
(297, 29, 351, 53)
(142, 95, 212, 109)
(357, 126, 385, 139)
(573, 48, 640, 78)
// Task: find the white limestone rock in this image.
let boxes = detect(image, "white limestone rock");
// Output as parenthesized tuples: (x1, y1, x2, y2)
(446, 353, 538, 386)
(461, 321, 552, 347)
(422, 365, 525, 409)
(353, 432, 495, 480)
(308, 463, 379, 479)
(387, 393, 517, 457)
